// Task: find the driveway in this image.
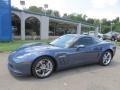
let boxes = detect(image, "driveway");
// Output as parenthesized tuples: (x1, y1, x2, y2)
(0, 48, 120, 90)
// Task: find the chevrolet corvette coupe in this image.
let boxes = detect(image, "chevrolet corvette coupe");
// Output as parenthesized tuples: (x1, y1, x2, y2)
(8, 34, 116, 78)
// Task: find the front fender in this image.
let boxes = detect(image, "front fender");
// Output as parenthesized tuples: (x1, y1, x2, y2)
(28, 50, 68, 70)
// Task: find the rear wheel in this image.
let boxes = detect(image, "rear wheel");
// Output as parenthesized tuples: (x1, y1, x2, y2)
(32, 57, 54, 78)
(111, 37, 115, 41)
(99, 51, 112, 66)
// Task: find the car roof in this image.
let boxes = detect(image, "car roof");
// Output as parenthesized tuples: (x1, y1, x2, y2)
(66, 34, 94, 38)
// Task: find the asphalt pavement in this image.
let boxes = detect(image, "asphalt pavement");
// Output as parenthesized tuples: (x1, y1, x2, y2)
(0, 48, 120, 90)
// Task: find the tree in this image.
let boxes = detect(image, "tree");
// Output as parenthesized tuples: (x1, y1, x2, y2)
(114, 23, 120, 32)
(24, 5, 120, 33)
(46, 9, 53, 16)
(113, 17, 119, 24)
(63, 13, 68, 18)
(87, 18, 94, 24)
(83, 15, 87, 21)
(27, 6, 44, 13)
(53, 11, 60, 17)
(76, 14, 84, 21)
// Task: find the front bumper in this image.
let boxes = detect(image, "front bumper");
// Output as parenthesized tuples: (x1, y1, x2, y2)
(8, 55, 32, 76)
(8, 63, 27, 76)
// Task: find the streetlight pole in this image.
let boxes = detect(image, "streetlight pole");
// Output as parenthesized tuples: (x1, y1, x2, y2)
(99, 20, 103, 33)
(44, 4, 48, 16)
(20, 0, 25, 10)
(111, 22, 113, 33)
(100, 23, 101, 33)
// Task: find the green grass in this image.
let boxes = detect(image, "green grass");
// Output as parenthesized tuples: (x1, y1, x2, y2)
(0, 40, 49, 52)
(116, 42, 120, 46)
(0, 40, 120, 52)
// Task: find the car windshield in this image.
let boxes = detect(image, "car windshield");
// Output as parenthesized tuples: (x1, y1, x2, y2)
(49, 35, 78, 48)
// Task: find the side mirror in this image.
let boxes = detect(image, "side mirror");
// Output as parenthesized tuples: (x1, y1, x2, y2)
(75, 45, 85, 51)
(75, 45, 85, 48)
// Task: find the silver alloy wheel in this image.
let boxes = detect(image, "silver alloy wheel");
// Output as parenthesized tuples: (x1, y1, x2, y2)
(35, 59, 53, 77)
(103, 52, 112, 65)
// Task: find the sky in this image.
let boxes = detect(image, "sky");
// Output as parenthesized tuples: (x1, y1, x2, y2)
(11, 0, 120, 20)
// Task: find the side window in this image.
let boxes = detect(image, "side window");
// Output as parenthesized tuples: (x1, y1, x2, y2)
(75, 37, 94, 46)
(93, 37, 102, 43)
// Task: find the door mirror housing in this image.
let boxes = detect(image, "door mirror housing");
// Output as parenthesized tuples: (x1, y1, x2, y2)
(75, 44, 85, 48)
(75, 45, 85, 51)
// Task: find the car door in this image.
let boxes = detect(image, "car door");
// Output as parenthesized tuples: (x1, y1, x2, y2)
(67, 37, 100, 66)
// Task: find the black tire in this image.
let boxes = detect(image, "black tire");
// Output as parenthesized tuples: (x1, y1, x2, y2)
(31, 57, 55, 79)
(99, 51, 113, 66)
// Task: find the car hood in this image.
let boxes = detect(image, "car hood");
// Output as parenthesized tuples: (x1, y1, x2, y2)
(15, 42, 61, 53)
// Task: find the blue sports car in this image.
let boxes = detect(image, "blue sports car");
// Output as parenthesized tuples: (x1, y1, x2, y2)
(8, 34, 116, 78)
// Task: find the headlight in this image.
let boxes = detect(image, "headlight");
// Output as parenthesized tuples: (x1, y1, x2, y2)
(16, 53, 32, 59)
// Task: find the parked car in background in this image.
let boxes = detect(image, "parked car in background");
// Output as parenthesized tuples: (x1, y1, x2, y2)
(88, 31, 103, 39)
(82, 31, 103, 40)
(82, 31, 103, 38)
(116, 34, 120, 41)
(82, 32, 89, 35)
(103, 31, 120, 41)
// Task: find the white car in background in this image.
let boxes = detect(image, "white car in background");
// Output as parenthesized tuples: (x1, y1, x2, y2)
(88, 31, 103, 39)
(82, 31, 103, 40)
(103, 31, 120, 40)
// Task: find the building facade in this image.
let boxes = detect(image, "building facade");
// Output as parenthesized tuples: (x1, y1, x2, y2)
(12, 8, 98, 40)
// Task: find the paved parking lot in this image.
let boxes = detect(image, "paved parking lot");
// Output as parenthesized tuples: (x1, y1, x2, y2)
(0, 48, 120, 90)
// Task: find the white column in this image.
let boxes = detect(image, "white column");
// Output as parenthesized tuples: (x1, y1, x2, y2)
(95, 26, 99, 37)
(40, 16, 49, 40)
(77, 23, 81, 34)
(20, 12, 25, 40)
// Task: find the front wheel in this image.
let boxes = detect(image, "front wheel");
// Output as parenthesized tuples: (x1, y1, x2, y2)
(99, 51, 113, 66)
(32, 57, 54, 78)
